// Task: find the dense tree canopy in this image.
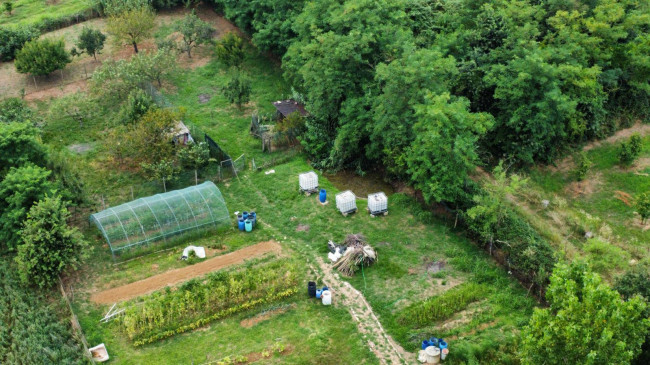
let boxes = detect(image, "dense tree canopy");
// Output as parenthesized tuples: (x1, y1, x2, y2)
(521, 262, 649, 364)
(14, 38, 71, 76)
(15, 195, 87, 288)
(0, 122, 47, 176)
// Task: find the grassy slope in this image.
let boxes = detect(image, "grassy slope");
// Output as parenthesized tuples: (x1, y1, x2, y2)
(522, 135, 650, 279)
(0, 0, 91, 28)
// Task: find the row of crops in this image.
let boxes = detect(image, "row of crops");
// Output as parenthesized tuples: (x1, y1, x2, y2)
(120, 259, 299, 346)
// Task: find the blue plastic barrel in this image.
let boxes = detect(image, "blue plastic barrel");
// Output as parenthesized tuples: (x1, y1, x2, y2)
(237, 214, 242, 221)
(238, 219, 245, 231)
(319, 189, 327, 203)
(429, 337, 439, 347)
(250, 212, 257, 226)
(421, 340, 429, 350)
(316, 289, 323, 299)
(243, 211, 249, 220)
(245, 219, 253, 232)
(439, 340, 448, 350)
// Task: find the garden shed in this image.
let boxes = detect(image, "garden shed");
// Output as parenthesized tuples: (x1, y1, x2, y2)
(272, 99, 308, 120)
(90, 181, 229, 256)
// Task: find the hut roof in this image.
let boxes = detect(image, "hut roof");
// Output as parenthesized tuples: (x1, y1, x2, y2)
(272, 99, 308, 117)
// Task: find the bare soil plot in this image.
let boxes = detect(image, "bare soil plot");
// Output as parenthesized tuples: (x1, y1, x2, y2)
(91, 240, 281, 304)
(0, 4, 238, 100)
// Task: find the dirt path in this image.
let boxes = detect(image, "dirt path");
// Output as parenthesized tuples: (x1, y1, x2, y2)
(313, 257, 411, 365)
(91, 240, 281, 304)
(583, 122, 650, 151)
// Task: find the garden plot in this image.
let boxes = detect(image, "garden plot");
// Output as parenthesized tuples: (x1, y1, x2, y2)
(91, 240, 281, 304)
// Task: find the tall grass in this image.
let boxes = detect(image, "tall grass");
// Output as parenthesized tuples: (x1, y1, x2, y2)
(398, 283, 488, 327)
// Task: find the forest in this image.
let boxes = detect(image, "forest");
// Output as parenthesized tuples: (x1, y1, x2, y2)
(1, 0, 650, 364)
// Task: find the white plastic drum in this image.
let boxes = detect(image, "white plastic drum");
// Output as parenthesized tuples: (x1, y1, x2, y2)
(321, 290, 332, 305)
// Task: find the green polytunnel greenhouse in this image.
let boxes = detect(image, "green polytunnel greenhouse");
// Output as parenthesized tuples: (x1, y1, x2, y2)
(90, 181, 230, 255)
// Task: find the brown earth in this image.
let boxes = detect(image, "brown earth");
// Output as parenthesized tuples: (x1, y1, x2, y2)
(239, 304, 295, 328)
(91, 240, 281, 304)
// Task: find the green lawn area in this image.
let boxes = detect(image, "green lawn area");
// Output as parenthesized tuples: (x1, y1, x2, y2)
(32, 21, 537, 364)
(0, 0, 92, 28)
(523, 134, 650, 279)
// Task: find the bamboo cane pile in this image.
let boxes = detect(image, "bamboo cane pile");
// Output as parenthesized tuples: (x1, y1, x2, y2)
(332, 234, 377, 276)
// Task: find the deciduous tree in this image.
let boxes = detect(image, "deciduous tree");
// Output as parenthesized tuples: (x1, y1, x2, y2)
(174, 10, 214, 58)
(15, 195, 87, 288)
(106, 6, 155, 54)
(520, 262, 649, 365)
(141, 159, 179, 192)
(0, 164, 56, 251)
(223, 72, 251, 109)
(177, 141, 211, 184)
(73, 27, 106, 60)
(214, 32, 245, 68)
(14, 38, 71, 78)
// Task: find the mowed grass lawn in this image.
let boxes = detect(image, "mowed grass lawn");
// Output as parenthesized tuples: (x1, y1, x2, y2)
(0, 0, 92, 28)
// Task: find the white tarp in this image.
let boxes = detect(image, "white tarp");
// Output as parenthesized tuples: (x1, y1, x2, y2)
(181, 245, 206, 259)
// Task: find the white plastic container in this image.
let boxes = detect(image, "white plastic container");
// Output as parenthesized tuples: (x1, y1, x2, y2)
(89, 343, 109, 362)
(424, 346, 440, 364)
(321, 290, 331, 305)
(335, 190, 357, 215)
(299, 171, 319, 193)
(367, 192, 388, 216)
(440, 348, 449, 361)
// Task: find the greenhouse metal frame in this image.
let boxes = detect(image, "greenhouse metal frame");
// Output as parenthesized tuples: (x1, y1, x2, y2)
(90, 181, 230, 255)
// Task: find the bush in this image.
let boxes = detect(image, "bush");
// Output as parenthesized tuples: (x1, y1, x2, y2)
(0, 122, 48, 175)
(15, 195, 88, 288)
(574, 151, 591, 181)
(620, 134, 643, 166)
(0, 26, 39, 62)
(119, 89, 155, 124)
(0, 97, 32, 124)
(224, 72, 251, 108)
(15, 38, 71, 76)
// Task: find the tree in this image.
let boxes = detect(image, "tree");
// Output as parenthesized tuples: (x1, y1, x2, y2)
(0, 26, 38, 61)
(223, 71, 251, 109)
(174, 10, 214, 58)
(636, 192, 650, 224)
(119, 88, 155, 124)
(106, 6, 155, 54)
(177, 141, 211, 184)
(0, 164, 56, 251)
(406, 93, 494, 203)
(47, 92, 100, 128)
(520, 262, 649, 365)
(465, 162, 527, 251)
(141, 159, 179, 192)
(0, 122, 47, 175)
(14, 38, 71, 78)
(126, 108, 177, 164)
(73, 27, 106, 60)
(214, 32, 245, 68)
(620, 135, 643, 166)
(0, 97, 32, 124)
(615, 268, 650, 365)
(130, 48, 177, 87)
(575, 151, 592, 181)
(15, 195, 87, 288)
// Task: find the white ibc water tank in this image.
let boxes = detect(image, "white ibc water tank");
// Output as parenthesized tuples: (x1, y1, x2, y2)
(321, 290, 332, 305)
(367, 192, 388, 215)
(336, 190, 357, 215)
(299, 171, 319, 192)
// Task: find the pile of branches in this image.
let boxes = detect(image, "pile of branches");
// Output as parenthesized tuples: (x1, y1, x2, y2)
(332, 234, 377, 276)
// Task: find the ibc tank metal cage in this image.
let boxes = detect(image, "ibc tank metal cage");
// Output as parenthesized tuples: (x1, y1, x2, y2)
(367, 192, 388, 216)
(90, 181, 230, 256)
(336, 190, 357, 216)
(299, 171, 319, 193)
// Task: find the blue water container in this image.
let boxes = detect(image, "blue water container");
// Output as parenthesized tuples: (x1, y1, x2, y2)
(237, 214, 242, 221)
(322, 286, 329, 291)
(439, 340, 448, 350)
(319, 189, 327, 203)
(245, 219, 253, 232)
(316, 289, 323, 299)
(421, 340, 430, 350)
(429, 337, 439, 347)
(250, 212, 257, 226)
(237, 219, 245, 231)
(242, 211, 249, 220)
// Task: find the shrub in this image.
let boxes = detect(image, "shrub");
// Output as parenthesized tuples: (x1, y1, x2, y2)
(224, 72, 251, 108)
(574, 151, 591, 181)
(215, 32, 245, 69)
(636, 192, 650, 224)
(620, 134, 643, 166)
(15, 195, 88, 288)
(119, 89, 155, 124)
(0, 97, 32, 124)
(73, 27, 106, 60)
(15, 38, 71, 76)
(0, 26, 38, 62)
